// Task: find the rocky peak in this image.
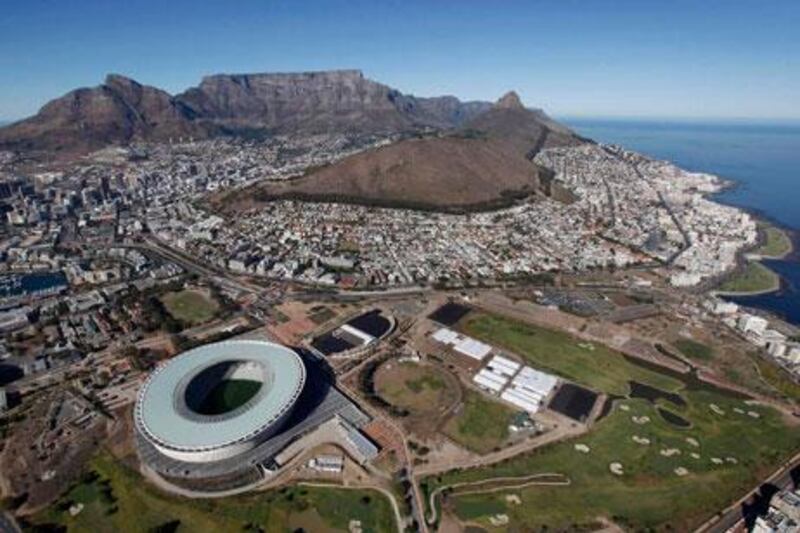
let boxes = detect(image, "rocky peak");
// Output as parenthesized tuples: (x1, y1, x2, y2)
(495, 91, 524, 110)
(0, 70, 555, 155)
(104, 74, 144, 92)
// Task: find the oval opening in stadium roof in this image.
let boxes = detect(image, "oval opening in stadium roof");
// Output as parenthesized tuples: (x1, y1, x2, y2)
(183, 360, 266, 416)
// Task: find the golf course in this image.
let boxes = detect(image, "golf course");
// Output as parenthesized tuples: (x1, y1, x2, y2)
(421, 310, 800, 530)
(31, 453, 396, 532)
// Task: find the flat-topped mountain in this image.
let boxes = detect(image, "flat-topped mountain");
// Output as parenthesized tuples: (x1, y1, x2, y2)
(213, 92, 586, 213)
(0, 70, 492, 154)
(179, 70, 491, 134)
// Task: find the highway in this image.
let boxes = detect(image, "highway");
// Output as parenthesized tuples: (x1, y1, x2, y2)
(697, 452, 800, 532)
(0, 512, 21, 533)
(123, 238, 263, 294)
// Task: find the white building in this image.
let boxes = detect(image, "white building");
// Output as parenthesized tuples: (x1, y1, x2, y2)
(0, 309, 29, 334)
(705, 299, 739, 315)
(308, 454, 344, 473)
(738, 314, 769, 336)
(768, 342, 788, 359)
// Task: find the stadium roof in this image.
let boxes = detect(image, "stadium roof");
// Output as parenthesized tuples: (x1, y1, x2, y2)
(136, 340, 305, 452)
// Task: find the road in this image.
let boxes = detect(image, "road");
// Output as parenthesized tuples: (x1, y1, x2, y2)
(697, 451, 800, 532)
(124, 238, 263, 294)
(426, 473, 570, 525)
(414, 420, 586, 478)
(0, 512, 21, 533)
(299, 482, 404, 533)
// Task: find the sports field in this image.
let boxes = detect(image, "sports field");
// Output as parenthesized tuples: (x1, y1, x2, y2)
(459, 311, 684, 396)
(425, 388, 800, 531)
(442, 389, 515, 454)
(160, 289, 220, 325)
(32, 453, 396, 532)
(717, 261, 779, 294)
(375, 361, 459, 418)
(196, 379, 262, 415)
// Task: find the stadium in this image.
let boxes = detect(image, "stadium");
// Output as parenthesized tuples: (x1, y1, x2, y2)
(134, 339, 375, 493)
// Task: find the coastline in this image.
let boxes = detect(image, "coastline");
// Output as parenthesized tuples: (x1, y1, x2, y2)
(751, 224, 795, 260)
(696, 180, 787, 296)
(712, 273, 781, 297)
(710, 226, 789, 297)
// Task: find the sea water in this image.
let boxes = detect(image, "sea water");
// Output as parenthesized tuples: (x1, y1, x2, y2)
(563, 118, 800, 325)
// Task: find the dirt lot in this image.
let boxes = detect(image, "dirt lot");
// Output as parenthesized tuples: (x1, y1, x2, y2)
(373, 360, 461, 437)
(1, 390, 109, 513)
(268, 301, 351, 345)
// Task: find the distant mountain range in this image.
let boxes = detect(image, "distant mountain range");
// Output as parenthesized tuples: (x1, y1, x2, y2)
(1, 69, 590, 212)
(0, 70, 501, 154)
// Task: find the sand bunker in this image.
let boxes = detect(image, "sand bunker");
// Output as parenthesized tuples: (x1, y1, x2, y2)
(574, 443, 591, 453)
(660, 448, 681, 457)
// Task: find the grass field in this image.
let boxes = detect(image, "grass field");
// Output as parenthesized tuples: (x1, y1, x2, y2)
(755, 357, 800, 403)
(375, 362, 454, 414)
(197, 379, 262, 415)
(442, 389, 514, 454)
(160, 290, 220, 325)
(32, 453, 396, 532)
(674, 339, 714, 361)
(425, 388, 800, 531)
(459, 312, 684, 396)
(718, 261, 779, 294)
(757, 226, 793, 258)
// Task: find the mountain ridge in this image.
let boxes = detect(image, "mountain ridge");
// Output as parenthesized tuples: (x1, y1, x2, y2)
(0, 70, 498, 154)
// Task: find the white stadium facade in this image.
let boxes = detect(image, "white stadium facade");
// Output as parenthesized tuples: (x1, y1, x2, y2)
(134, 339, 374, 493)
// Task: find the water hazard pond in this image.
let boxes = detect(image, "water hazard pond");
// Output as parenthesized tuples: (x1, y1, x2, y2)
(657, 407, 692, 428)
(626, 381, 692, 427)
(628, 380, 686, 408)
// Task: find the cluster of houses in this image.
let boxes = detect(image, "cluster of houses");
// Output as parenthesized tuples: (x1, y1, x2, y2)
(706, 298, 800, 371)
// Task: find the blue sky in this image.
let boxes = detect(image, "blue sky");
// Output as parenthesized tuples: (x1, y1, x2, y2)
(1, 0, 798, 121)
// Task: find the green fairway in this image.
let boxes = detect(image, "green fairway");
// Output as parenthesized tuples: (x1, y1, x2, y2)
(425, 389, 800, 531)
(442, 389, 514, 454)
(33, 453, 396, 533)
(675, 339, 714, 361)
(197, 379, 262, 415)
(459, 312, 684, 396)
(718, 261, 779, 294)
(757, 226, 793, 258)
(755, 358, 800, 403)
(160, 290, 220, 325)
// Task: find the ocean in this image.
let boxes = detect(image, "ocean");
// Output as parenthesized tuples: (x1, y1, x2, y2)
(562, 118, 800, 325)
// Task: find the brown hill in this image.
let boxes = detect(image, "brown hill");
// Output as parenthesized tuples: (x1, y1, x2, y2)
(462, 91, 586, 156)
(216, 92, 586, 213)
